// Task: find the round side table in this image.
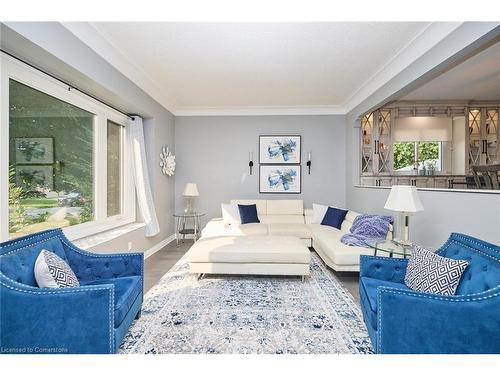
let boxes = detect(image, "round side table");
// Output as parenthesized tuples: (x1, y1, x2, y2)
(364, 239, 412, 259)
(173, 212, 205, 247)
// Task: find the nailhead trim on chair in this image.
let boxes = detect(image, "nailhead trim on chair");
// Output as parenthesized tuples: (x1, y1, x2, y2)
(109, 284, 115, 353)
(450, 234, 500, 254)
(376, 285, 500, 353)
(438, 240, 499, 262)
(367, 233, 499, 354)
(0, 229, 143, 353)
(1, 230, 142, 259)
(1, 230, 145, 300)
(0, 279, 114, 353)
(361, 255, 409, 262)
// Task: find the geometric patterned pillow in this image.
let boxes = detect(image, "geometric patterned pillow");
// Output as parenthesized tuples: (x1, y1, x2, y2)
(34, 249, 80, 288)
(404, 245, 469, 296)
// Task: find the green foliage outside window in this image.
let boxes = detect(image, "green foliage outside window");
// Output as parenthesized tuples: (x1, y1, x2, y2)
(418, 142, 439, 164)
(8, 165, 30, 233)
(393, 142, 439, 170)
(393, 143, 415, 170)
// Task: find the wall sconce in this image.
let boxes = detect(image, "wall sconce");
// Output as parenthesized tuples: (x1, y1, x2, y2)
(306, 152, 312, 174)
(248, 152, 254, 175)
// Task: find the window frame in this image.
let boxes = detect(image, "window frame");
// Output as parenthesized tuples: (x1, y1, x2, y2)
(1, 53, 136, 241)
(393, 140, 443, 174)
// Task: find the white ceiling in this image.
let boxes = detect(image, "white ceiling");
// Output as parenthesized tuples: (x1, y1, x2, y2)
(402, 40, 500, 101)
(63, 22, 465, 115)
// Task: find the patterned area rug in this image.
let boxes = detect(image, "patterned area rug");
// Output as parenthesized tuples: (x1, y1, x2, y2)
(120, 252, 373, 354)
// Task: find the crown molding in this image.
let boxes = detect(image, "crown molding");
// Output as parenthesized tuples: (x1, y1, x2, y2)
(174, 105, 346, 116)
(62, 22, 467, 118)
(61, 22, 178, 115)
(343, 22, 464, 113)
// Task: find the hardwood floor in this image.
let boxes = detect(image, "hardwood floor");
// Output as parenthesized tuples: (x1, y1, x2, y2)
(144, 241, 360, 303)
(144, 240, 191, 292)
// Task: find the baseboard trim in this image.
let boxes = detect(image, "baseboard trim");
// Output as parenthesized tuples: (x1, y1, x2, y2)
(144, 234, 176, 259)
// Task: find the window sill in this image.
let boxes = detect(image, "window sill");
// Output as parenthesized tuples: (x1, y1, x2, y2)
(71, 222, 146, 249)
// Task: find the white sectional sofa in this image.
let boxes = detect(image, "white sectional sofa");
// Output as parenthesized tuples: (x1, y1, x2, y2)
(201, 199, 392, 272)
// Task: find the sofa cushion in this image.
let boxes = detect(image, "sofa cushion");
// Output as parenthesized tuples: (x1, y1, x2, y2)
(260, 215, 305, 224)
(312, 203, 329, 224)
(311, 225, 373, 265)
(266, 200, 303, 215)
(231, 223, 269, 236)
(221, 203, 241, 225)
(201, 220, 268, 237)
(187, 236, 311, 264)
(231, 199, 267, 215)
(321, 207, 348, 229)
(34, 249, 80, 288)
(304, 208, 313, 224)
(345, 210, 360, 223)
(405, 245, 469, 296)
(238, 204, 260, 224)
(360, 276, 410, 330)
(268, 223, 312, 238)
(83, 276, 142, 328)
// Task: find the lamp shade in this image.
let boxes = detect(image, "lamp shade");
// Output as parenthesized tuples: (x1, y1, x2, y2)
(384, 185, 424, 213)
(183, 183, 199, 197)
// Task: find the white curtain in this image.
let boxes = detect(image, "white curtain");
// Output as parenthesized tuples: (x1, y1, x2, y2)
(129, 116, 160, 237)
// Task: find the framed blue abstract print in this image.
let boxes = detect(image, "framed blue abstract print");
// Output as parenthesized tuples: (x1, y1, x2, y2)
(259, 135, 301, 164)
(259, 165, 301, 193)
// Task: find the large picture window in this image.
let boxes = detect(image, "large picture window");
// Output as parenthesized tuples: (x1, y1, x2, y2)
(1, 54, 135, 241)
(8, 80, 95, 238)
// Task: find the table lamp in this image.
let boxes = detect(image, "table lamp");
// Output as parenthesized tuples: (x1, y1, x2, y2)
(183, 183, 199, 213)
(384, 185, 423, 245)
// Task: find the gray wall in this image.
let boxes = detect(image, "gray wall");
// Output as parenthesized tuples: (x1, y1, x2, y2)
(346, 115, 500, 249)
(1, 22, 176, 253)
(344, 23, 500, 250)
(175, 115, 346, 221)
(347, 186, 500, 250)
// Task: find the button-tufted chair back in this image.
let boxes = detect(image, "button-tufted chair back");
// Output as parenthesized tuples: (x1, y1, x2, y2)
(0, 229, 70, 286)
(436, 233, 500, 295)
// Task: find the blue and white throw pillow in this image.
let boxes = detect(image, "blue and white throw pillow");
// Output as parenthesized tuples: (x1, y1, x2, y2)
(404, 245, 469, 296)
(34, 249, 80, 288)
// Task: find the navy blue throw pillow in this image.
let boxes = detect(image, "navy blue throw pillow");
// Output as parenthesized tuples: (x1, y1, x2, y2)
(238, 204, 260, 224)
(321, 207, 348, 229)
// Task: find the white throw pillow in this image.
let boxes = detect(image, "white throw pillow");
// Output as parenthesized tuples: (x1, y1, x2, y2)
(312, 203, 329, 224)
(34, 249, 80, 288)
(221, 203, 241, 225)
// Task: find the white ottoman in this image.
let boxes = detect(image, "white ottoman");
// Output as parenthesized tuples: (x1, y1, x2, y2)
(187, 235, 311, 279)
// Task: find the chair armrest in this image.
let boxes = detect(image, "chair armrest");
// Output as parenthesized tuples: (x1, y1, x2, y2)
(0, 278, 115, 353)
(359, 255, 408, 283)
(60, 237, 143, 283)
(377, 286, 500, 354)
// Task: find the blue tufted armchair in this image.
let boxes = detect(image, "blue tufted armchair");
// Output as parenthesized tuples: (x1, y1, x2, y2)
(359, 232, 500, 354)
(0, 229, 143, 354)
